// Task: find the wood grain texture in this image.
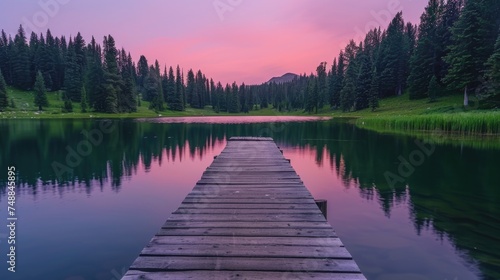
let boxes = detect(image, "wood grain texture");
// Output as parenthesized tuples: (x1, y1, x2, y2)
(122, 138, 365, 280)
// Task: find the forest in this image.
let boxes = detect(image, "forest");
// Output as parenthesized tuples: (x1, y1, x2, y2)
(0, 0, 499, 114)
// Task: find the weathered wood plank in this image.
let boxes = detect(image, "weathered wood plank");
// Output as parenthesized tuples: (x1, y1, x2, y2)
(162, 221, 331, 229)
(156, 228, 337, 237)
(140, 244, 352, 259)
(181, 198, 316, 204)
(123, 270, 367, 280)
(129, 256, 361, 273)
(167, 213, 326, 222)
(178, 203, 320, 209)
(122, 138, 365, 280)
(172, 209, 322, 215)
(148, 236, 345, 247)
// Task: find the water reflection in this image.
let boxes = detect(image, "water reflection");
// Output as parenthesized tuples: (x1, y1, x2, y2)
(0, 117, 499, 279)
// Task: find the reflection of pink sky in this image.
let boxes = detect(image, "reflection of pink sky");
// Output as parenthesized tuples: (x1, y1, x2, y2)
(1, 1, 427, 85)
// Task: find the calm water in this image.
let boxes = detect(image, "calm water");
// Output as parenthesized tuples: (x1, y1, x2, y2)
(0, 117, 499, 280)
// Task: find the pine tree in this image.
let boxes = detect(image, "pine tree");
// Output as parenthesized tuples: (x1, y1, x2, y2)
(86, 36, 105, 112)
(316, 62, 327, 110)
(102, 35, 121, 113)
(12, 25, 31, 90)
(34, 71, 48, 111)
(369, 67, 380, 111)
(119, 51, 137, 112)
(407, 0, 440, 99)
(0, 69, 7, 111)
(170, 65, 184, 111)
(356, 51, 371, 111)
(333, 52, 345, 108)
(428, 75, 440, 102)
(62, 92, 73, 112)
(186, 69, 196, 108)
(147, 65, 163, 111)
(444, 0, 500, 106)
(64, 40, 82, 102)
(166, 66, 176, 110)
(378, 12, 406, 97)
(485, 30, 500, 98)
(80, 86, 88, 113)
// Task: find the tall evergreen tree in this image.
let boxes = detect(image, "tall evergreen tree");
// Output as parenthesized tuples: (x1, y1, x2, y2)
(119, 51, 137, 112)
(80, 86, 88, 113)
(444, 0, 500, 106)
(12, 25, 31, 90)
(166, 66, 176, 110)
(86, 36, 105, 112)
(378, 12, 406, 97)
(316, 62, 327, 111)
(102, 35, 121, 113)
(186, 69, 196, 108)
(369, 67, 380, 111)
(407, 0, 440, 99)
(333, 51, 345, 108)
(485, 30, 500, 99)
(33, 71, 48, 110)
(146, 65, 163, 111)
(0, 69, 8, 111)
(170, 65, 184, 111)
(64, 39, 83, 102)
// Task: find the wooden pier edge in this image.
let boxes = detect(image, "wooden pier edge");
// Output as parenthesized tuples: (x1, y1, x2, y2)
(122, 137, 366, 280)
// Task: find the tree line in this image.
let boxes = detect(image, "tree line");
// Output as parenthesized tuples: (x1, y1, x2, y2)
(0, 0, 499, 114)
(254, 0, 500, 113)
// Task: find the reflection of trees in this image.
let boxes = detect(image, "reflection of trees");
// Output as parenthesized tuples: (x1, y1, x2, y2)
(274, 121, 500, 280)
(0, 119, 499, 278)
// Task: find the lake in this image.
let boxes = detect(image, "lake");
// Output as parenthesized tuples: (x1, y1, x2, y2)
(0, 116, 499, 280)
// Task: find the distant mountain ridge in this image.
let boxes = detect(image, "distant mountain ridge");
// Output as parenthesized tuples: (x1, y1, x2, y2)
(267, 73, 298, 84)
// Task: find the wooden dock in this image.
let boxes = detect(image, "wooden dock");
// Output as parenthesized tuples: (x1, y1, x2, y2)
(123, 137, 365, 279)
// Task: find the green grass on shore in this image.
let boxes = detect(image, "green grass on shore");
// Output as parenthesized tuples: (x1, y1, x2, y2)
(1, 87, 499, 136)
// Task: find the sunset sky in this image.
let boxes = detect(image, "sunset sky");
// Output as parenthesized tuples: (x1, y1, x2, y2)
(1, 0, 427, 85)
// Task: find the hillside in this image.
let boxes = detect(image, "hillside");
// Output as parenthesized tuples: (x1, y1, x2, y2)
(267, 73, 298, 84)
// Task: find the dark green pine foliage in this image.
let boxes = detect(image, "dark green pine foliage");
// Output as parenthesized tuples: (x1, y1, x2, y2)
(62, 92, 73, 113)
(119, 50, 137, 112)
(170, 66, 184, 111)
(28, 32, 39, 86)
(340, 40, 359, 111)
(12, 25, 31, 90)
(378, 12, 406, 97)
(407, 0, 440, 99)
(369, 67, 380, 111)
(0, 69, 8, 111)
(227, 82, 240, 113)
(33, 71, 48, 110)
(147, 65, 163, 112)
(194, 70, 205, 108)
(86, 37, 105, 112)
(218, 82, 227, 112)
(333, 51, 345, 108)
(166, 66, 177, 110)
(305, 75, 317, 113)
(186, 69, 196, 108)
(485, 30, 500, 99)
(161, 66, 169, 104)
(210, 78, 218, 112)
(239, 83, 249, 113)
(328, 58, 337, 108)
(356, 50, 372, 111)
(80, 86, 88, 113)
(102, 35, 121, 113)
(444, 0, 500, 106)
(64, 39, 83, 102)
(137, 55, 149, 100)
(428, 75, 440, 102)
(0, 30, 11, 85)
(316, 62, 327, 111)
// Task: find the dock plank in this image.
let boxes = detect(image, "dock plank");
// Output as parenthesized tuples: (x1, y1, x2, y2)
(122, 137, 365, 280)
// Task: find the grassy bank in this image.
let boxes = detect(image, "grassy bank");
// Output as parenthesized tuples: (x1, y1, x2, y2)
(2, 87, 499, 137)
(0, 87, 306, 119)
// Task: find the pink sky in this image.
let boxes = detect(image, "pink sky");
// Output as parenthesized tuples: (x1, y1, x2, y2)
(1, 0, 427, 85)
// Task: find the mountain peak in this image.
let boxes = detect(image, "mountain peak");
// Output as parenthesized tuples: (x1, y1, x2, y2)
(267, 73, 298, 84)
